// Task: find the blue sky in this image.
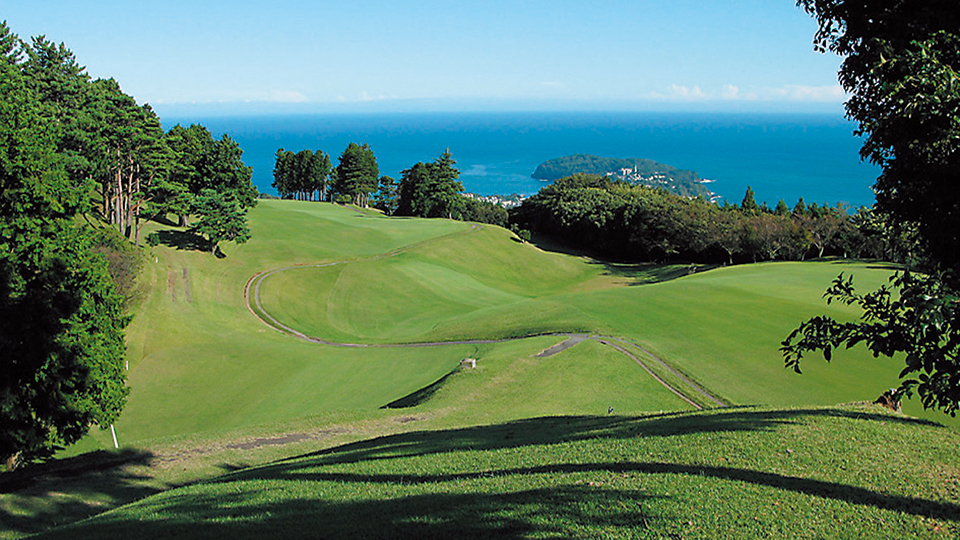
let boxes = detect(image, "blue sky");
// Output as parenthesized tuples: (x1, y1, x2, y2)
(4, 0, 844, 114)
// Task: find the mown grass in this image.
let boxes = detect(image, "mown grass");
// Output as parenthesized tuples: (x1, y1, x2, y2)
(250, 207, 909, 414)
(4, 200, 959, 539)
(33, 405, 960, 539)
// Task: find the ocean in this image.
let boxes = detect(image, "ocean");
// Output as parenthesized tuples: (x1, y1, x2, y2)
(161, 111, 880, 209)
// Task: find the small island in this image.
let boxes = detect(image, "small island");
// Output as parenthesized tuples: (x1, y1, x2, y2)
(532, 154, 715, 199)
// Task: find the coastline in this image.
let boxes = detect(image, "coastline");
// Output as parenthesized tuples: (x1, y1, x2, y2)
(169, 111, 878, 208)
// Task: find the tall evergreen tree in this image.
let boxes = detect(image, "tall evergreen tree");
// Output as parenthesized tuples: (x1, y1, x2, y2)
(396, 149, 465, 218)
(165, 124, 257, 224)
(332, 143, 378, 206)
(740, 185, 760, 215)
(306, 149, 331, 201)
(793, 197, 807, 216)
(272, 148, 295, 198)
(188, 189, 251, 256)
(373, 175, 399, 214)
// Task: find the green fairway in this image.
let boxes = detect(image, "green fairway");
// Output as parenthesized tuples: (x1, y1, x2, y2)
(560, 261, 905, 408)
(246, 204, 910, 418)
(104, 201, 490, 445)
(114, 200, 943, 451)
(8, 199, 958, 540)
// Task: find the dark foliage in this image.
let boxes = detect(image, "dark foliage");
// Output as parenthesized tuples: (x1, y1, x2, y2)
(783, 1, 960, 415)
(510, 174, 874, 265)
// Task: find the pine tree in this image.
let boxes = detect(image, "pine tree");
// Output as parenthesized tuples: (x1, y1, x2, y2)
(740, 186, 760, 215)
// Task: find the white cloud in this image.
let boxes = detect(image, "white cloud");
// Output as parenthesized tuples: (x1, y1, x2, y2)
(264, 90, 309, 103)
(772, 84, 845, 102)
(720, 84, 740, 100)
(645, 83, 844, 103)
(333, 91, 399, 103)
(644, 84, 711, 101)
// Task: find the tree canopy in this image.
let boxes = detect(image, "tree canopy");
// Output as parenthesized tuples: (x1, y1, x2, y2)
(188, 189, 252, 255)
(1, 23, 128, 466)
(396, 150, 466, 219)
(272, 148, 331, 201)
(783, 1, 960, 415)
(510, 176, 869, 265)
(331, 143, 379, 207)
(1, 20, 258, 466)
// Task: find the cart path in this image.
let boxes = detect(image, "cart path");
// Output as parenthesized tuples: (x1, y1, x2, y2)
(243, 225, 726, 410)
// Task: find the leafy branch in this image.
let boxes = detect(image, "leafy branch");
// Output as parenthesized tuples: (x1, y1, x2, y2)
(782, 271, 960, 415)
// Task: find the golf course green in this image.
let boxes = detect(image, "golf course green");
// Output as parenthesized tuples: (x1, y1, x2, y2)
(5, 200, 958, 539)
(90, 199, 948, 445)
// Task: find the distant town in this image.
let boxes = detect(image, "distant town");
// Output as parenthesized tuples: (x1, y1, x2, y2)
(464, 193, 525, 208)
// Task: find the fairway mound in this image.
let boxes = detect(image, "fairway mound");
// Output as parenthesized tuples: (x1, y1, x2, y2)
(34, 404, 960, 539)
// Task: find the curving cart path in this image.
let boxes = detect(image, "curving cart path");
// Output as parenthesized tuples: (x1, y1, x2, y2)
(243, 225, 726, 410)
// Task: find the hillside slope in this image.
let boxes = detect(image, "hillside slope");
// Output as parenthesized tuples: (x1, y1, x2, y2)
(4, 200, 957, 539)
(36, 405, 960, 539)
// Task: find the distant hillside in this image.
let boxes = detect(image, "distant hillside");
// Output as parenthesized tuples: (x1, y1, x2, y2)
(532, 154, 714, 198)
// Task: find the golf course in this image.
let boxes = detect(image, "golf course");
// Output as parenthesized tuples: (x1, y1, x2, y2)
(3, 200, 959, 539)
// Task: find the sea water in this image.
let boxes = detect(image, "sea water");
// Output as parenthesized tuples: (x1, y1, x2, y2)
(161, 111, 879, 208)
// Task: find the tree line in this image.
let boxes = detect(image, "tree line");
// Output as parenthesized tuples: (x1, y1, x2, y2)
(274, 146, 508, 226)
(509, 174, 910, 266)
(1, 21, 256, 468)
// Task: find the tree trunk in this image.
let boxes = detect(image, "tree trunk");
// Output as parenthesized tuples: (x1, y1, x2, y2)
(5, 452, 19, 472)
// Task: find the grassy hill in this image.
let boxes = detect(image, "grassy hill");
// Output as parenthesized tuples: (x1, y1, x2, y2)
(3, 200, 958, 539)
(29, 406, 960, 539)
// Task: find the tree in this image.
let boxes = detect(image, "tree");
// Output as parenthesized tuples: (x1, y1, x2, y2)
(396, 150, 466, 219)
(784, 1, 960, 414)
(332, 143, 378, 206)
(0, 223, 129, 468)
(273, 148, 331, 201)
(740, 185, 760, 215)
(2, 35, 128, 467)
(165, 124, 257, 224)
(774, 199, 790, 216)
(798, 0, 960, 280)
(793, 197, 807, 216)
(373, 175, 398, 214)
(305, 149, 332, 201)
(272, 148, 294, 198)
(188, 189, 251, 256)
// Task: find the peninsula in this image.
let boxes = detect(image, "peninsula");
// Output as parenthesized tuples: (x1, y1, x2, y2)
(532, 154, 714, 199)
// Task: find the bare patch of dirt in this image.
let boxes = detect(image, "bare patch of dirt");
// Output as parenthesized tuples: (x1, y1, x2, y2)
(182, 268, 192, 302)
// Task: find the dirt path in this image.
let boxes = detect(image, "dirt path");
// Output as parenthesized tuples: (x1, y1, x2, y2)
(243, 226, 727, 410)
(535, 334, 590, 357)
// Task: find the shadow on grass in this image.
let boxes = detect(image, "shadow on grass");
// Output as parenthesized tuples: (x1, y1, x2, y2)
(528, 232, 716, 285)
(151, 229, 210, 252)
(381, 368, 459, 409)
(43, 408, 958, 539)
(252, 461, 960, 523)
(286, 407, 941, 468)
(37, 485, 663, 540)
(0, 449, 159, 538)
(152, 214, 180, 227)
(597, 261, 718, 285)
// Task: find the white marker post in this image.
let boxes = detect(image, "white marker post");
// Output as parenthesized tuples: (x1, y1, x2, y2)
(110, 424, 119, 449)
